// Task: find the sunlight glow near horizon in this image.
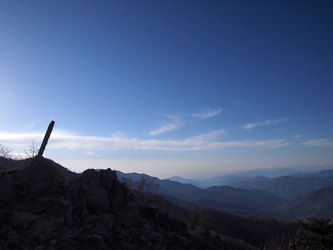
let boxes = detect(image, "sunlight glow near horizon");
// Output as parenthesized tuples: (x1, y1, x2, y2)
(1, 126, 333, 178)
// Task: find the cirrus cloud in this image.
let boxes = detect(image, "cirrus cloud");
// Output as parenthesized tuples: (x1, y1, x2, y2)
(192, 108, 222, 119)
(242, 118, 289, 130)
(148, 116, 183, 136)
(303, 138, 333, 147)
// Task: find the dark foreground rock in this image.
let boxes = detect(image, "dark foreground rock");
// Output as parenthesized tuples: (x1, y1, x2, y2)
(0, 157, 250, 249)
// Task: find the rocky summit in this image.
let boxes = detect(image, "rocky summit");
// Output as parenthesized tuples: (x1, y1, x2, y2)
(0, 157, 224, 250)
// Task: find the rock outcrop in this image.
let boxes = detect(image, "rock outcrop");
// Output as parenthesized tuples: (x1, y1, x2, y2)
(0, 157, 226, 249)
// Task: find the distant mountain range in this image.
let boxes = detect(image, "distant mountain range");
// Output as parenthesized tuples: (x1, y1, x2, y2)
(117, 168, 333, 219)
(230, 170, 333, 199)
(2, 157, 333, 219)
(117, 170, 285, 217)
(170, 166, 333, 188)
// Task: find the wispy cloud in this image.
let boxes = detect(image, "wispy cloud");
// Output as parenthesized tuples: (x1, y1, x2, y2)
(192, 108, 222, 119)
(0, 129, 289, 152)
(192, 129, 227, 140)
(148, 108, 222, 136)
(87, 151, 102, 158)
(303, 138, 333, 147)
(148, 116, 182, 136)
(242, 118, 288, 130)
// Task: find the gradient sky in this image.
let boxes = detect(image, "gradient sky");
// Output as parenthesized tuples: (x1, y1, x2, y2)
(1, 1, 332, 178)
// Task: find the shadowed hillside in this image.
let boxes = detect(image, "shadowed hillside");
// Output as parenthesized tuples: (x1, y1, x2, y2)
(0, 157, 260, 249)
(278, 186, 333, 219)
(0, 156, 78, 180)
(143, 193, 299, 249)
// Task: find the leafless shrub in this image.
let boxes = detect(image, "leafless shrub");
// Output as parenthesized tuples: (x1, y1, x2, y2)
(0, 143, 11, 158)
(25, 140, 38, 158)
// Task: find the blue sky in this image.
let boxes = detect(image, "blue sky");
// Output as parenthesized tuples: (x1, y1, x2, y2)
(1, 1, 332, 178)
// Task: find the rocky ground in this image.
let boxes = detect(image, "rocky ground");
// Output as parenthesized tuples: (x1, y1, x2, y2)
(0, 157, 252, 250)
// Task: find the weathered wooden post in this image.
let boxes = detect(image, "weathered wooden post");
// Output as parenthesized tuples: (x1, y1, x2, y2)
(38, 121, 55, 157)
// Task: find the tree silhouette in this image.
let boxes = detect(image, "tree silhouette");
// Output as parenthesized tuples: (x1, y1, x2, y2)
(25, 140, 38, 158)
(0, 144, 11, 171)
(0, 143, 11, 158)
(297, 217, 333, 249)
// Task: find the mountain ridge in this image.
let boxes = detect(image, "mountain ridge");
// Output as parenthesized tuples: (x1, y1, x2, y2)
(117, 170, 285, 217)
(278, 185, 333, 219)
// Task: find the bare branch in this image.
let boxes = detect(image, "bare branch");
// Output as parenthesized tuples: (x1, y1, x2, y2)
(0, 144, 11, 158)
(25, 140, 38, 158)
